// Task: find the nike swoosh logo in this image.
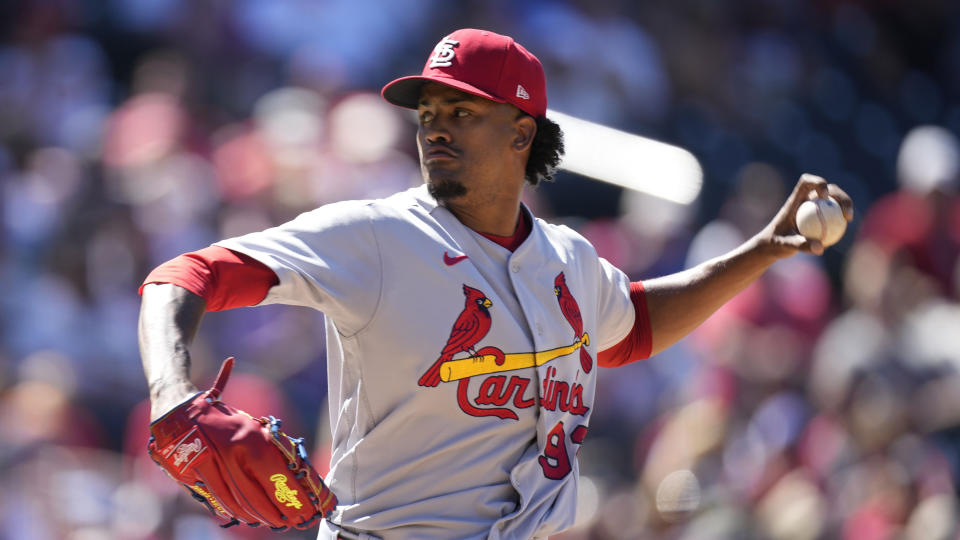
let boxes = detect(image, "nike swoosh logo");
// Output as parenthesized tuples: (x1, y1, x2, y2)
(443, 251, 469, 266)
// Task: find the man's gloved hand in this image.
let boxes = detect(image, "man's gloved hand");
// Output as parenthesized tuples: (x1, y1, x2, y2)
(148, 357, 337, 531)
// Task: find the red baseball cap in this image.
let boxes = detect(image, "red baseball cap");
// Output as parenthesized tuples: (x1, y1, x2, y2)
(381, 28, 547, 118)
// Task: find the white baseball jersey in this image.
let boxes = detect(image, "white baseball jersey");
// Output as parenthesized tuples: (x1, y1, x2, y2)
(216, 185, 635, 539)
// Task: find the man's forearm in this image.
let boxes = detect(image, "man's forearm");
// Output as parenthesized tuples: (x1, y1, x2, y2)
(643, 236, 781, 356)
(138, 283, 207, 420)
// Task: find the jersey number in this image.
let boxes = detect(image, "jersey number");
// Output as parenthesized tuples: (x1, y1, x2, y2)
(538, 421, 588, 479)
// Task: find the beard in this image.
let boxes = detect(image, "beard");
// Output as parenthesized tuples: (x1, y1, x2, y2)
(425, 172, 468, 202)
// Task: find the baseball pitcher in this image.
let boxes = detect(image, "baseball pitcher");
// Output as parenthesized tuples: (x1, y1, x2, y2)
(138, 28, 853, 539)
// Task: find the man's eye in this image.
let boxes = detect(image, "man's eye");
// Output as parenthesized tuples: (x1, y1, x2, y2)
(455, 109, 470, 117)
(419, 112, 433, 123)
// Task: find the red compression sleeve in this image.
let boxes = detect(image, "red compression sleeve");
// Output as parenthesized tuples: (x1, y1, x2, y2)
(598, 281, 652, 367)
(139, 246, 279, 312)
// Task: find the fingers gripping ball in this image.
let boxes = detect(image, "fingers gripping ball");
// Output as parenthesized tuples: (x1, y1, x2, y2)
(795, 196, 847, 248)
(147, 357, 337, 531)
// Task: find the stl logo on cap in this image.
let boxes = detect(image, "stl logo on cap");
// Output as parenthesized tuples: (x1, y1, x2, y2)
(429, 37, 460, 68)
(381, 28, 548, 118)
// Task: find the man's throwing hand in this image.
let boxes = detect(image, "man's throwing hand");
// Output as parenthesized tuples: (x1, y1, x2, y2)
(759, 173, 854, 257)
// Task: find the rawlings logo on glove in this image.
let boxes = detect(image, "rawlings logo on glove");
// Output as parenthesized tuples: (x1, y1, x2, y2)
(271, 474, 303, 509)
(169, 433, 204, 468)
(148, 357, 337, 531)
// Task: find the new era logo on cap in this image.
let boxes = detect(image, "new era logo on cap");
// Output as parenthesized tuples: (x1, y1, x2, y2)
(381, 29, 547, 118)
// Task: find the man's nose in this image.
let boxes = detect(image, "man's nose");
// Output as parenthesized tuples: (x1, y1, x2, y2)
(422, 119, 452, 144)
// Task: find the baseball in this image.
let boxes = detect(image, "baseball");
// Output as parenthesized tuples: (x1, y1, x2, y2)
(795, 196, 847, 247)
(655, 469, 701, 522)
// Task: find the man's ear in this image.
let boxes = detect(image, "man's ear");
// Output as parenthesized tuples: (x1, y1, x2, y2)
(512, 115, 537, 152)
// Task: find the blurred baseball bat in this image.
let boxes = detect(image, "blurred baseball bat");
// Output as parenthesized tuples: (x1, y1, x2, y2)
(548, 110, 703, 205)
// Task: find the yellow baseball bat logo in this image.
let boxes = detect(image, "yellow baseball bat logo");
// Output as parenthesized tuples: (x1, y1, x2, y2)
(440, 334, 589, 381)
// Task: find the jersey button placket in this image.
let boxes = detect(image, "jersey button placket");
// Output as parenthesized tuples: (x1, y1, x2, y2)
(506, 254, 545, 414)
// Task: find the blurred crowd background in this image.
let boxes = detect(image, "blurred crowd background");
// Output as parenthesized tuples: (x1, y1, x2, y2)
(1, 0, 959, 539)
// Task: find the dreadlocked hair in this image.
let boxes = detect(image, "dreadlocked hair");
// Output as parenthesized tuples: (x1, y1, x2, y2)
(525, 115, 564, 186)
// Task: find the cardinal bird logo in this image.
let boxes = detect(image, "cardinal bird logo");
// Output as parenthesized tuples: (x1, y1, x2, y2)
(419, 284, 493, 387)
(554, 272, 592, 373)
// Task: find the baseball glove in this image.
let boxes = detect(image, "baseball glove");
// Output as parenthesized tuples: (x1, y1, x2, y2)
(148, 357, 337, 531)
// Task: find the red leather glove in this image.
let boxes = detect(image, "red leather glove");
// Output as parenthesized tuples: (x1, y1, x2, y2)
(148, 357, 337, 530)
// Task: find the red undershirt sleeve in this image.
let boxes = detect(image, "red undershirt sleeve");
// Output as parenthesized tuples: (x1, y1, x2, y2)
(139, 246, 279, 312)
(598, 281, 652, 367)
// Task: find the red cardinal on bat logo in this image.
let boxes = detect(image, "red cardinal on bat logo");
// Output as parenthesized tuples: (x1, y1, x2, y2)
(554, 272, 592, 373)
(419, 285, 493, 387)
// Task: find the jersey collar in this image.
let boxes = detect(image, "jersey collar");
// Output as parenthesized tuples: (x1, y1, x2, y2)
(409, 184, 536, 238)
